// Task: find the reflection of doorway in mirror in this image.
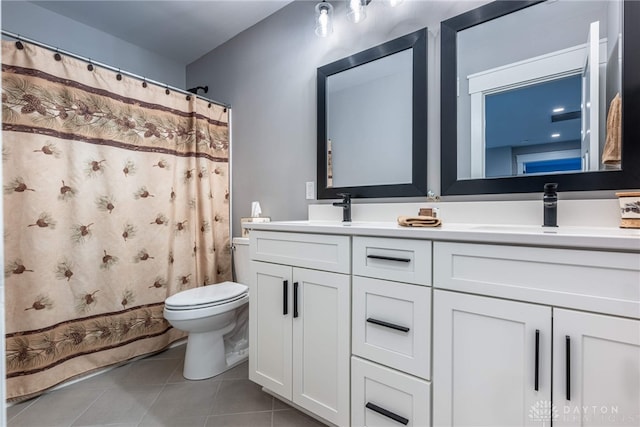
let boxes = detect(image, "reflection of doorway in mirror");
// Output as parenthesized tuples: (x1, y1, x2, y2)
(581, 21, 600, 172)
(467, 29, 608, 179)
(485, 76, 582, 178)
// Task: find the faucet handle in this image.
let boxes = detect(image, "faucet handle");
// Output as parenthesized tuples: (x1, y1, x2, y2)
(337, 192, 351, 201)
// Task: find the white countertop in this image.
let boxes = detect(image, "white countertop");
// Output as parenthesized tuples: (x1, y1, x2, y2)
(244, 220, 640, 252)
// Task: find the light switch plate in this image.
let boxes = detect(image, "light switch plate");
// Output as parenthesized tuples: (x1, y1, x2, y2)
(305, 181, 315, 200)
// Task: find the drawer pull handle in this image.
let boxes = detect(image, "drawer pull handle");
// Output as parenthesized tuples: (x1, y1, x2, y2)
(534, 329, 539, 391)
(566, 335, 571, 401)
(366, 317, 410, 333)
(365, 402, 409, 425)
(366, 254, 411, 263)
(282, 280, 288, 316)
(293, 282, 299, 318)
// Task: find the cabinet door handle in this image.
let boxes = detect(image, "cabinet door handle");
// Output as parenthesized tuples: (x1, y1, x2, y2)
(293, 281, 299, 318)
(367, 317, 410, 333)
(365, 402, 409, 425)
(282, 280, 288, 316)
(367, 254, 411, 263)
(566, 335, 571, 401)
(534, 329, 540, 391)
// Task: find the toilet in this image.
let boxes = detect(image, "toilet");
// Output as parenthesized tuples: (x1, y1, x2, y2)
(163, 237, 250, 380)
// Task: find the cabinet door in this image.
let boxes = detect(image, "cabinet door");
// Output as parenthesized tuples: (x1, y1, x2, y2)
(553, 309, 640, 427)
(292, 267, 351, 427)
(433, 290, 551, 427)
(249, 261, 292, 399)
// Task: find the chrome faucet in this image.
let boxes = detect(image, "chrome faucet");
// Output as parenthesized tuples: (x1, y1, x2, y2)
(333, 193, 351, 222)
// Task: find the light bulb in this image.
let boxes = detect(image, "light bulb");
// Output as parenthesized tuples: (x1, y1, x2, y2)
(315, 1, 333, 37)
(317, 10, 329, 37)
(347, 0, 366, 23)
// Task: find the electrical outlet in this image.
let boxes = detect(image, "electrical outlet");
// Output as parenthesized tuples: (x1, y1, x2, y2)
(305, 181, 315, 200)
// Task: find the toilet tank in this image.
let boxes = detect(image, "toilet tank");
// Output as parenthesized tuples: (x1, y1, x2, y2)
(232, 237, 250, 285)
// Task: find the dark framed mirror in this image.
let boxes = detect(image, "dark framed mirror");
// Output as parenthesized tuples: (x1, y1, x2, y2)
(317, 28, 428, 199)
(441, 0, 640, 195)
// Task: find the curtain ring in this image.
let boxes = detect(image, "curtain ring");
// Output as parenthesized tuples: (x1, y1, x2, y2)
(207, 103, 212, 108)
(142, 79, 147, 88)
(223, 108, 227, 113)
(186, 95, 191, 101)
(54, 49, 62, 61)
(87, 60, 94, 71)
(15, 39, 24, 50)
(165, 86, 170, 95)
(116, 69, 122, 81)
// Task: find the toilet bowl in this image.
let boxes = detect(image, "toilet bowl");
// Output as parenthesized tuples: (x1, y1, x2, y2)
(163, 237, 250, 380)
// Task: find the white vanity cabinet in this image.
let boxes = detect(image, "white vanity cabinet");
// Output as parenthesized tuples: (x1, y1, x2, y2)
(433, 241, 640, 427)
(246, 222, 639, 427)
(351, 237, 432, 427)
(249, 231, 351, 427)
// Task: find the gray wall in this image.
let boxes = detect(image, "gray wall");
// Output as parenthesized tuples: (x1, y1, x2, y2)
(186, 0, 488, 236)
(2, 0, 186, 87)
(485, 147, 512, 178)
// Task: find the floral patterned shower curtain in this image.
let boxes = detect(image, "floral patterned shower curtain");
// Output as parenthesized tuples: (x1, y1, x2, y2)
(1, 40, 231, 401)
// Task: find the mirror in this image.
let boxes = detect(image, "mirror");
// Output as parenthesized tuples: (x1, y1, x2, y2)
(441, 0, 640, 195)
(317, 28, 428, 199)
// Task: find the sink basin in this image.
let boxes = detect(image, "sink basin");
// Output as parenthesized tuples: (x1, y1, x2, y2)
(268, 220, 351, 227)
(471, 224, 555, 233)
(469, 224, 639, 237)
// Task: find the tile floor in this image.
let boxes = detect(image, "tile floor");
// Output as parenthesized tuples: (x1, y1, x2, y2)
(7, 344, 327, 427)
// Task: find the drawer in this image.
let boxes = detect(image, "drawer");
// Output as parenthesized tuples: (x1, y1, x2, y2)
(353, 237, 431, 285)
(434, 241, 640, 319)
(352, 276, 431, 380)
(352, 356, 430, 427)
(250, 231, 350, 274)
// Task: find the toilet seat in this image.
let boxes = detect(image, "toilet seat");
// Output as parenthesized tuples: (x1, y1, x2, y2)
(165, 281, 248, 311)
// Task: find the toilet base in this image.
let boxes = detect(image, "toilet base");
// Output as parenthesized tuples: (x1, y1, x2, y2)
(183, 321, 236, 380)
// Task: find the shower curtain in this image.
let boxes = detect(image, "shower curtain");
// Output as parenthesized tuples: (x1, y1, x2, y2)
(1, 40, 231, 401)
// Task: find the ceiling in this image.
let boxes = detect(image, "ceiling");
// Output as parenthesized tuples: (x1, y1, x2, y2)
(29, 0, 294, 65)
(485, 75, 582, 149)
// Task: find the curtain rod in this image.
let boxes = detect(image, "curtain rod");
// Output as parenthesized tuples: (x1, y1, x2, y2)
(1, 30, 231, 109)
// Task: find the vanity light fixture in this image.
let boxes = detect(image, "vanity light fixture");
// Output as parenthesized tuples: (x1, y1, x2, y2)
(553, 107, 565, 113)
(551, 133, 561, 138)
(315, 0, 334, 37)
(316, 1, 404, 35)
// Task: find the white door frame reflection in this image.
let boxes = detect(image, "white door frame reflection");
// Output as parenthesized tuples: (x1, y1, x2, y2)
(465, 29, 607, 178)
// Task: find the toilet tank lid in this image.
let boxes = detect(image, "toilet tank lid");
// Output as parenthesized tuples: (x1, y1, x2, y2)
(165, 281, 248, 307)
(232, 237, 249, 246)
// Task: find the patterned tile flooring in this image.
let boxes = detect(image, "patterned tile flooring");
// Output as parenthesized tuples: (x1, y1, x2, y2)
(7, 344, 326, 427)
